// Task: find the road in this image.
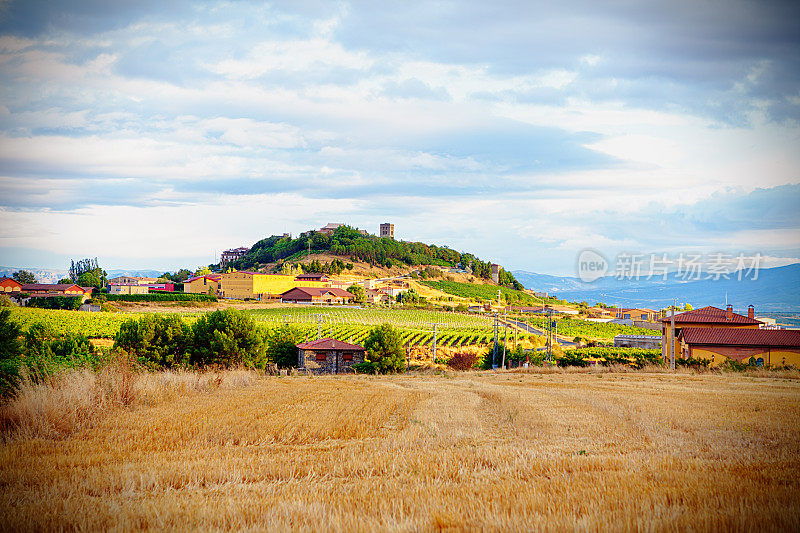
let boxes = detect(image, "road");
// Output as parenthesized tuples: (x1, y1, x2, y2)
(504, 318, 579, 347)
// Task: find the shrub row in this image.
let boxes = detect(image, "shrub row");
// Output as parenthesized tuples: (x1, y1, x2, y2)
(105, 292, 217, 302)
(0, 309, 110, 397)
(26, 296, 83, 310)
(114, 310, 264, 369)
(561, 347, 663, 368)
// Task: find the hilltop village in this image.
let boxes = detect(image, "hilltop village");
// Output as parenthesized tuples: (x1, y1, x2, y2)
(2, 221, 799, 372)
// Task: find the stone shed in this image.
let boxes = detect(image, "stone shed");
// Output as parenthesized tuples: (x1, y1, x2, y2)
(296, 338, 367, 374)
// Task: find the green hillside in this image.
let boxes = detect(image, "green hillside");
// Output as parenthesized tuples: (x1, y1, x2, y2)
(229, 225, 523, 289)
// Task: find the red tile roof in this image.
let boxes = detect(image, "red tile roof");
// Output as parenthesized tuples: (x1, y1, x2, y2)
(185, 274, 222, 283)
(681, 328, 800, 348)
(21, 283, 87, 292)
(660, 306, 761, 325)
(296, 338, 366, 350)
(282, 287, 354, 298)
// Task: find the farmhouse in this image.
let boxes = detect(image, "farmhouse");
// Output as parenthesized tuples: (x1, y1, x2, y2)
(296, 338, 367, 374)
(0, 277, 22, 292)
(680, 328, 800, 368)
(218, 272, 327, 300)
(612, 308, 659, 321)
(109, 284, 149, 295)
(108, 276, 159, 285)
(281, 287, 355, 304)
(661, 305, 761, 362)
(184, 274, 222, 295)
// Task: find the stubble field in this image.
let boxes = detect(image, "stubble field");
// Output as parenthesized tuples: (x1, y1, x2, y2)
(1, 370, 799, 531)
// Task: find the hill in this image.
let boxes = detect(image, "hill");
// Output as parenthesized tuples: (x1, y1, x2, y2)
(228, 225, 524, 289)
(512, 263, 800, 312)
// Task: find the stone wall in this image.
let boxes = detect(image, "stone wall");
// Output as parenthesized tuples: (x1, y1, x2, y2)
(299, 349, 366, 374)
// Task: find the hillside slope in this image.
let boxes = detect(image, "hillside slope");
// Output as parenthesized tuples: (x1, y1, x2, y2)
(229, 225, 523, 289)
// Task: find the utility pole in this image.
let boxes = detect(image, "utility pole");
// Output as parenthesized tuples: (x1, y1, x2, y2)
(670, 302, 676, 371)
(546, 307, 553, 363)
(313, 314, 323, 340)
(501, 322, 508, 369)
(428, 322, 441, 362)
(492, 313, 499, 369)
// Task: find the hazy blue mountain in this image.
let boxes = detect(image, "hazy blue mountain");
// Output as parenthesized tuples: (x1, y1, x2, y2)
(1, 267, 165, 284)
(105, 269, 164, 278)
(0, 266, 68, 284)
(512, 263, 800, 312)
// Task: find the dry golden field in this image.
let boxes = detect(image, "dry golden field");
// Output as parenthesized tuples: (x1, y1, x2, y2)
(2, 369, 800, 531)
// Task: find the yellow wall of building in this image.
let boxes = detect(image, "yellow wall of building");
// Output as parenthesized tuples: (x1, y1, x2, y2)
(689, 346, 800, 368)
(219, 272, 326, 300)
(184, 277, 219, 295)
(662, 322, 760, 361)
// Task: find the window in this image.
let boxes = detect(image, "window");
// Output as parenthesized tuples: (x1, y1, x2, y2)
(755, 357, 764, 367)
(343, 352, 353, 361)
(624, 313, 630, 319)
(315, 352, 327, 361)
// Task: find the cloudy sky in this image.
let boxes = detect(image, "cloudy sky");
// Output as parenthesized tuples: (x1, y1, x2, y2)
(0, 0, 798, 275)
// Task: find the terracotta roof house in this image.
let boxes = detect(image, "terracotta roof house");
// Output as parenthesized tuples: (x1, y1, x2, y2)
(296, 338, 367, 374)
(661, 305, 762, 362)
(680, 328, 800, 368)
(613, 308, 659, 321)
(281, 287, 355, 304)
(0, 277, 22, 292)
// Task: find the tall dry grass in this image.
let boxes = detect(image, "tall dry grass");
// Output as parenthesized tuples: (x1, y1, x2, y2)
(1, 370, 799, 530)
(0, 362, 260, 440)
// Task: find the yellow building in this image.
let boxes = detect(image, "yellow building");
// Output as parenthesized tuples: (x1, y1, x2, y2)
(109, 284, 149, 295)
(680, 328, 800, 368)
(184, 274, 222, 295)
(661, 305, 761, 362)
(218, 271, 327, 300)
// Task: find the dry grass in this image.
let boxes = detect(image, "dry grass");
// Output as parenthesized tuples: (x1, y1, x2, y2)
(1, 370, 799, 531)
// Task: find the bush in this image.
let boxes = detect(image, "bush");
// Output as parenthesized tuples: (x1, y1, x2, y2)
(106, 292, 217, 302)
(676, 356, 711, 369)
(446, 351, 480, 370)
(717, 358, 744, 371)
(114, 314, 192, 369)
(0, 308, 22, 397)
(26, 296, 83, 310)
(191, 309, 265, 368)
(556, 352, 589, 367)
(570, 347, 664, 368)
(351, 361, 379, 374)
(363, 323, 405, 374)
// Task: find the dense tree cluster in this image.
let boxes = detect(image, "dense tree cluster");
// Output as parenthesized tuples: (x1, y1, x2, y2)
(69, 257, 107, 288)
(231, 225, 523, 289)
(12, 270, 36, 284)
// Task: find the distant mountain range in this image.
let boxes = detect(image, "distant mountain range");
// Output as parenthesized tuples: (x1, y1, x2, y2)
(0, 267, 164, 284)
(512, 263, 800, 312)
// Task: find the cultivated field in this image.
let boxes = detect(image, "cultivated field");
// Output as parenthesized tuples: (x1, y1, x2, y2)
(2, 370, 799, 530)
